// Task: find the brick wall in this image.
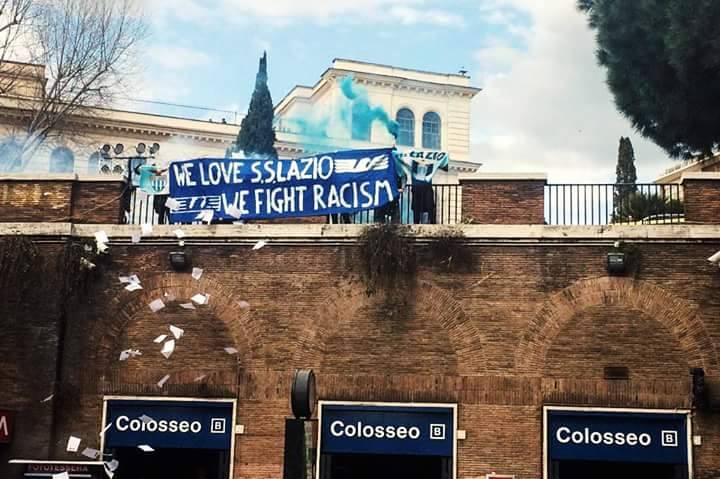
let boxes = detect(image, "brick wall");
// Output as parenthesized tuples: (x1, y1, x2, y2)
(2, 236, 719, 478)
(71, 178, 126, 224)
(0, 175, 125, 224)
(683, 175, 720, 224)
(0, 176, 74, 222)
(0, 244, 65, 469)
(460, 176, 546, 224)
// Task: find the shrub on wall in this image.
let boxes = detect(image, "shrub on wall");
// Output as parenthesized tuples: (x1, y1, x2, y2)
(358, 223, 416, 296)
(0, 235, 41, 302)
(0, 235, 109, 308)
(425, 227, 474, 273)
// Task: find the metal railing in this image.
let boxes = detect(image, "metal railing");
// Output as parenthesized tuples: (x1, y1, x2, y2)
(329, 184, 461, 225)
(545, 183, 684, 226)
(125, 184, 463, 226)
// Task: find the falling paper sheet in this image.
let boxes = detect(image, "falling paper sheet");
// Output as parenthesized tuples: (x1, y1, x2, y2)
(173, 229, 186, 239)
(52, 472, 69, 479)
(237, 300, 250, 309)
(119, 349, 142, 361)
(224, 347, 238, 355)
(41, 394, 53, 403)
(128, 275, 140, 284)
(125, 282, 142, 292)
(194, 374, 207, 382)
(99, 422, 113, 437)
(103, 460, 119, 478)
(160, 340, 175, 359)
(157, 374, 170, 388)
(138, 444, 155, 452)
(66, 435, 81, 452)
(165, 197, 180, 211)
(226, 204, 243, 219)
(191, 294, 208, 305)
(149, 299, 166, 313)
(169, 325, 184, 339)
(164, 292, 177, 302)
(94, 231, 110, 244)
(196, 210, 214, 223)
(252, 240, 267, 250)
(191, 267, 203, 280)
(118, 276, 131, 284)
(153, 334, 167, 344)
(80, 258, 96, 270)
(140, 414, 154, 424)
(96, 242, 109, 254)
(131, 233, 142, 244)
(179, 303, 196, 310)
(141, 224, 153, 236)
(82, 447, 100, 459)
(105, 459, 119, 472)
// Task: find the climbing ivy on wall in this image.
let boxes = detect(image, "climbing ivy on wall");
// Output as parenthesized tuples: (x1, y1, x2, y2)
(0, 235, 41, 302)
(0, 235, 109, 307)
(358, 223, 416, 296)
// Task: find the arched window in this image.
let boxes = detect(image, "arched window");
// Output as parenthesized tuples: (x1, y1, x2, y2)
(0, 138, 23, 172)
(422, 112, 441, 150)
(49, 147, 74, 173)
(351, 103, 371, 142)
(396, 108, 415, 147)
(87, 152, 101, 173)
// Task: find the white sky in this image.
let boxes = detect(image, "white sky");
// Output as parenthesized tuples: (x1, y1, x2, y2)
(470, 0, 672, 183)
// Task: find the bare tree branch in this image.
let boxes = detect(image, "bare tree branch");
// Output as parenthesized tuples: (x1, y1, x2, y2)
(0, 0, 146, 172)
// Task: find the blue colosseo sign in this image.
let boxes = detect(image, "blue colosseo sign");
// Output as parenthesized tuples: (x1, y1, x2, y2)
(168, 148, 399, 222)
(320, 403, 455, 457)
(547, 409, 689, 464)
(104, 399, 234, 450)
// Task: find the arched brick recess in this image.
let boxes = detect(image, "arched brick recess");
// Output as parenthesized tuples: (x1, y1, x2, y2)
(90, 273, 263, 379)
(516, 277, 719, 375)
(293, 281, 487, 374)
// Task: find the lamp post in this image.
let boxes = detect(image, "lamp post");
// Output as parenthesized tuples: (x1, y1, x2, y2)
(99, 142, 161, 225)
(99, 142, 161, 185)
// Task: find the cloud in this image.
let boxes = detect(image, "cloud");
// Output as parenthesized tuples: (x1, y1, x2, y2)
(145, 46, 212, 70)
(471, 0, 673, 183)
(138, 0, 214, 27)
(387, 6, 465, 26)
(216, 0, 461, 26)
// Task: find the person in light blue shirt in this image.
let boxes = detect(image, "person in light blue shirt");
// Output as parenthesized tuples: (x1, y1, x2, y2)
(134, 163, 168, 194)
(133, 163, 170, 223)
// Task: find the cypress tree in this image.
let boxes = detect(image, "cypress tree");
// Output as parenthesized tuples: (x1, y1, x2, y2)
(616, 137, 637, 185)
(231, 52, 278, 159)
(614, 137, 638, 219)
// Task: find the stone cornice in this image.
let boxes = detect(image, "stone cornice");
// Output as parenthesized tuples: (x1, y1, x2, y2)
(0, 99, 240, 144)
(3, 223, 720, 243)
(326, 69, 482, 98)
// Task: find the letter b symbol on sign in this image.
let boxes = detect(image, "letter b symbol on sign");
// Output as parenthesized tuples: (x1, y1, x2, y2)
(211, 418, 226, 434)
(430, 424, 446, 440)
(661, 431, 678, 447)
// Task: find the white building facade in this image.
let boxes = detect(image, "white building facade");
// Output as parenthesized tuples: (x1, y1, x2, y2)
(0, 58, 481, 183)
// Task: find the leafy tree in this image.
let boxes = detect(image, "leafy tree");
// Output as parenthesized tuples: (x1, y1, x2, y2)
(230, 52, 278, 159)
(614, 137, 637, 214)
(615, 192, 684, 223)
(578, 0, 720, 158)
